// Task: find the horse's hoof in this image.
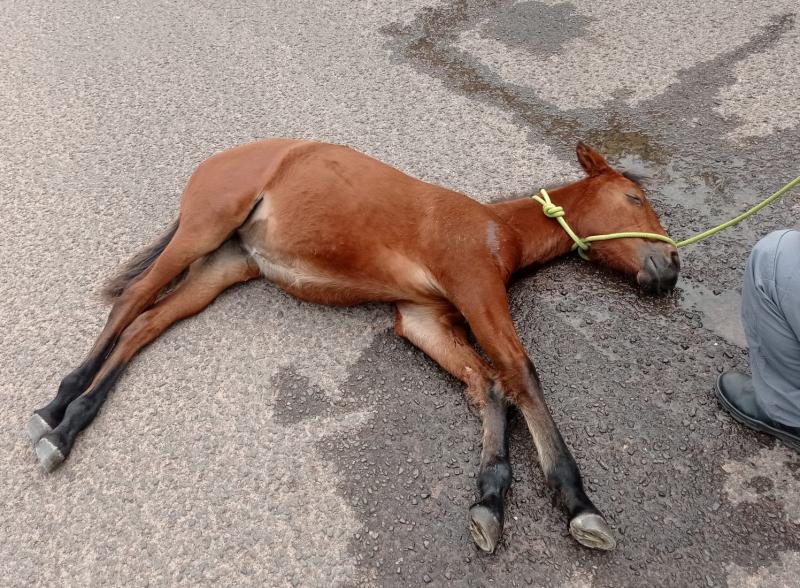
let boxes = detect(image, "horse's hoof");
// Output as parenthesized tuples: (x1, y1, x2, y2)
(34, 436, 65, 473)
(26, 413, 53, 445)
(569, 513, 616, 551)
(468, 503, 503, 554)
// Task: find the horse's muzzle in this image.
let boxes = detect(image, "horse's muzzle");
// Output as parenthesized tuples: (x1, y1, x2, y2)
(636, 247, 680, 294)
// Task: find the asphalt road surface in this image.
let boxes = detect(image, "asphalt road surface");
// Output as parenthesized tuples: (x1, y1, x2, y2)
(2, 1, 799, 586)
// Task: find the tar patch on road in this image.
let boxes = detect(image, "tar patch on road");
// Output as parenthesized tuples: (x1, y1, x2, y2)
(304, 261, 800, 585)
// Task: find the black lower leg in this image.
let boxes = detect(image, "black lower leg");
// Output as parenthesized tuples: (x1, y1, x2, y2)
(33, 340, 117, 428)
(35, 362, 126, 471)
(477, 385, 512, 505)
(545, 435, 598, 519)
(546, 443, 615, 550)
(520, 358, 597, 518)
(469, 383, 512, 553)
(519, 358, 615, 550)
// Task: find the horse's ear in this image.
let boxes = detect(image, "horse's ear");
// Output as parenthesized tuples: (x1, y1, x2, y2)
(576, 142, 612, 176)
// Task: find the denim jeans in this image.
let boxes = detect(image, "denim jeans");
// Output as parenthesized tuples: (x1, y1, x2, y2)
(742, 229, 800, 427)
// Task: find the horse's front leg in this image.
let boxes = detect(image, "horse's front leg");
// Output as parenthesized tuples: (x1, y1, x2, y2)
(468, 383, 513, 553)
(395, 301, 512, 553)
(446, 273, 616, 551)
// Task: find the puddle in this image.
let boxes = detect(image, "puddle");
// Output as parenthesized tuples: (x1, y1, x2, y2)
(676, 279, 746, 347)
(584, 120, 669, 165)
(478, 1, 592, 60)
(613, 153, 766, 212)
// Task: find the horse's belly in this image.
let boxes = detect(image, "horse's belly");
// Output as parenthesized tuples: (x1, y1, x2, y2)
(245, 251, 378, 305)
(237, 190, 444, 305)
(241, 243, 443, 306)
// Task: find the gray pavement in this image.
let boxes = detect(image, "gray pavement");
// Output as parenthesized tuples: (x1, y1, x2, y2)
(1, 1, 799, 586)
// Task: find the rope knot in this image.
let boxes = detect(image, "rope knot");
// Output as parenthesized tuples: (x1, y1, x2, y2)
(531, 188, 590, 258)
(541, 202, 564, 218)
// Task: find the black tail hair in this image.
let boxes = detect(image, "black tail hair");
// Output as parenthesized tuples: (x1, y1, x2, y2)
(102, 219, 181, 303)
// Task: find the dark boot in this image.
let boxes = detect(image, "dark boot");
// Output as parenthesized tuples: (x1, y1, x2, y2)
(715, 371, 800, 452)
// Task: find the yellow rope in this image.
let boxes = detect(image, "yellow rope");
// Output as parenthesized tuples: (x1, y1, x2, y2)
(531, 175, 800, 260)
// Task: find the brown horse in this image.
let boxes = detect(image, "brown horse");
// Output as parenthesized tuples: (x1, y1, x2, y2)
(27, 140, 679, 553)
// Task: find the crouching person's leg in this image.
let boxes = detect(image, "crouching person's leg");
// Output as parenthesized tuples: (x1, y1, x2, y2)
(716, 229, 800, 451)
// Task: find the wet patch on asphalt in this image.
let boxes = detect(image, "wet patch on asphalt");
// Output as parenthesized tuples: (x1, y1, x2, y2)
(726, 550, 800, 587)
(380, 0, 673, 168)
(272, 366, 343, 426)
(382, 1, 795, 160)
(676, 280, 746, 348)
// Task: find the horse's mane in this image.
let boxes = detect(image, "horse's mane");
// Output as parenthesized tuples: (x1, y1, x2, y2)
(488, 169, 651, 204)
(621, 170, 650, 186)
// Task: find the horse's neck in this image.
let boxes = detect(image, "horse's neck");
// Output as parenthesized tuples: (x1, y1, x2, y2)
(489, 183, 586, 270)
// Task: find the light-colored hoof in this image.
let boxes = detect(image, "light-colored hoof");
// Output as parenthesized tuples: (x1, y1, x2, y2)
(468, 504, 502, 554)
(34, 437, 65, 473)
(26, 414, 52, 445)
(569, 513, 616, 551)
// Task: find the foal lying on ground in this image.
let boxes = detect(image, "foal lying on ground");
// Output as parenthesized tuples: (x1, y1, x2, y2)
(28, 140, 679, 553)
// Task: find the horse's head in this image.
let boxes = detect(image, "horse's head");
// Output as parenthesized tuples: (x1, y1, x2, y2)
(570, 142, 679, 294)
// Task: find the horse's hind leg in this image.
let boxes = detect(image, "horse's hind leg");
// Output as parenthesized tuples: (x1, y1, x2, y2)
(28, 199, 252, 443)
(33, 241, 260, 471)
(26, 223, 184, 443)
(394, 302, 512, 554)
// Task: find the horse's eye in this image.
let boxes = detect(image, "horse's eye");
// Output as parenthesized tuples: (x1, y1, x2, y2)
(626, 193, 642, 206)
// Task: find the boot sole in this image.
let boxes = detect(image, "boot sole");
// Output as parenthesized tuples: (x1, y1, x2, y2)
(715, 373, 800, 453)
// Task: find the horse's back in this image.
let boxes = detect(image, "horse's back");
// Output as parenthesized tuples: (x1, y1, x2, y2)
(182, 138, 465, 220)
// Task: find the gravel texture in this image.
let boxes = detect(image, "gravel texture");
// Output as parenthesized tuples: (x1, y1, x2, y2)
(2, 1, 799, 586)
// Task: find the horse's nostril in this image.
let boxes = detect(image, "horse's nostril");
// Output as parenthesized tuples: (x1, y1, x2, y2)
(671, 250, 681, 270)
(641, 254, 678, 294)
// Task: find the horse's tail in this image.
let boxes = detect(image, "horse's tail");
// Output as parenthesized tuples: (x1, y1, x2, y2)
(102, 218, 182, 303)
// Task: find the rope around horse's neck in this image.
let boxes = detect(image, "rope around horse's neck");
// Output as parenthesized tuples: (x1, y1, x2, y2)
(531, 175, 800, 260)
